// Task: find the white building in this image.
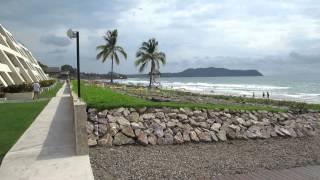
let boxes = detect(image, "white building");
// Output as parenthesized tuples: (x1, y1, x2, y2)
(0, 24, 48, 87)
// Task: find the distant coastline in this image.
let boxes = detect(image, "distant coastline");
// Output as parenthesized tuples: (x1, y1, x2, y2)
(127, 67, 263, 78)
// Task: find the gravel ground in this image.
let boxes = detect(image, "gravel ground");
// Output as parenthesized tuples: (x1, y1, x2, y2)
(90, 135, 320, 180)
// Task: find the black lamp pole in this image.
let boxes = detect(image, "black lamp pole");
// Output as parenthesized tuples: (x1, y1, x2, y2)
(76, 31, 80, 98)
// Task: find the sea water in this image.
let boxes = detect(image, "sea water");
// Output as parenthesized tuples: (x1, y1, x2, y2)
(115, 75, 320, 104)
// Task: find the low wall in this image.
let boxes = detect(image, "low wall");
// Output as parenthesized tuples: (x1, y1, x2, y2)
(87, 107, 320, 147)
(5, 92, 33, 100)
(69, 84, 89, 155)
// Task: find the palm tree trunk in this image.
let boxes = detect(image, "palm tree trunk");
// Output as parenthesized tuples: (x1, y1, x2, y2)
(111, 58, 114, 84)
(149, 63, 153, 88)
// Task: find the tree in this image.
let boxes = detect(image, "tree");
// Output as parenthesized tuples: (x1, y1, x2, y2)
(135, 38, 166, 87)
(61, 64, 75, 73)
(96, 29, 127, 83)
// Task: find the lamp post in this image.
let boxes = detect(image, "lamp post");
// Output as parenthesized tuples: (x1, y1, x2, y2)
(67, 29, 81, 98)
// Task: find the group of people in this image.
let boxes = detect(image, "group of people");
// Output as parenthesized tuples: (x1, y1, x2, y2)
(252, 92, 270, 99)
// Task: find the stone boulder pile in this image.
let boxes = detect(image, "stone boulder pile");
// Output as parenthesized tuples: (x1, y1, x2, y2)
(86, 107, 320, 147)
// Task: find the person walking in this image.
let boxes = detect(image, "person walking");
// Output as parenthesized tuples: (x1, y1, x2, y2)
(267, 92, 270, 99)
(262, 92, 265, 98)
(32, 81, 41, 100)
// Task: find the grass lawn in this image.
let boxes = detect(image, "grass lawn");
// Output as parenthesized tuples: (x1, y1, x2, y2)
(72, 81, 285, 112)
(0, 100, 49, 163)
(40, 82, 63, 98)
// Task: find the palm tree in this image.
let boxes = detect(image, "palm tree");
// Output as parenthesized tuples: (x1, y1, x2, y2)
(135, 38, 166, 87)
(96, 29, 127, 83)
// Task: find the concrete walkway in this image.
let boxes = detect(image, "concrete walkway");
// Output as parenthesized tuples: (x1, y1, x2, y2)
(0, 83, 94, 180)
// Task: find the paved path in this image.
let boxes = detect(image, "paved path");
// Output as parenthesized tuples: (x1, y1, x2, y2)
(0, 83, 94, 180)
(211, 165, 320, 180)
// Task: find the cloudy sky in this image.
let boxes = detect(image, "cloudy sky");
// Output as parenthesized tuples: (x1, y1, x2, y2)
(0, 0, 319, 75)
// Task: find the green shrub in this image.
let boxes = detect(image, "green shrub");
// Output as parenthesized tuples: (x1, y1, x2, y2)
(3, 83, 33, 93)
(40, 79, 56, 87)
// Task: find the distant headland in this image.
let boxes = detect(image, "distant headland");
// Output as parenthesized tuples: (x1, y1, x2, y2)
(127, 67, 263, 78)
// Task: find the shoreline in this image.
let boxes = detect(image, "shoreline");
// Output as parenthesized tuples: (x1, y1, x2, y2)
(95, 78, 320, 104)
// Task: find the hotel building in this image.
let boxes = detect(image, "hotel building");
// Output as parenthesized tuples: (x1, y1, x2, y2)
(0, 24, 48, 87)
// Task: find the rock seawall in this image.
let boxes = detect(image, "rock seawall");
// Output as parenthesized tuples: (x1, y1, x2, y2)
(87, 107, 319, 147)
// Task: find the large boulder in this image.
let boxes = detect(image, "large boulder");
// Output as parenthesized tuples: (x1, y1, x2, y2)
(116, 117, 130, 126)
(190, 131, 199, 142)
(128, 112, 140, 122)
(217, 129, 227, 141)
(98, 134, 113, 147)
(148, 134, 157, 145)
(137, 131, 148, 146)
(174, 132, 184, 144)
(113, 132, 135, 145)
(120, 125, 135, 138)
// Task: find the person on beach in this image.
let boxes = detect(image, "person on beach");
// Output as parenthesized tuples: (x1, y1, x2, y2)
(267, 92, 270, 99)
(32, 81, 41, 100)
(252, 92, 255, 98)
(262, 92, 265, 98)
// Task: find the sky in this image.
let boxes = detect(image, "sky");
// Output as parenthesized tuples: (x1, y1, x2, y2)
(0, 0, 319, 75)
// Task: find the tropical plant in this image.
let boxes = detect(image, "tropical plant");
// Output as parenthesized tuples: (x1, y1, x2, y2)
(135, 38, 166, 87)
(96, 29, 127, 83)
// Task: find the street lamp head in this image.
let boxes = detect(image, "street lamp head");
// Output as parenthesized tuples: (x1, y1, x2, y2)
(67, 29, 77, 39)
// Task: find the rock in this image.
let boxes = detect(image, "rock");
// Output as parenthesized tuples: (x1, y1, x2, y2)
(236, 118, 245, 125)
(177, 114, 188, 120)
(98, 124, 108, 135)
(226, 128, 236, 139)
(167, 113, 177, 119)
(137, 107, 147, 113)
(131, 122, 144, 130)
(148, 134, 157, 145)
(210, 123, 221, 132)
(155, 112, 165, 119)
(134, 129, 142, 136)
(128, 112, 140, 122)
(198, 132, 212, 142)
(209, 131, 219, 142)
(88, 138, 97, 146)
(249, 113, 258, 121)
(113, 132, 135, 145)
(86, 121, 94, 134)
(167, 121, 176, 128)
(217, 129, 227, 141)
(157, 137, 165, 145)
(142, 113, 155, 120)
(144, 128, 154, 136)
(137, 132, 148, 146)
(120, 125, 135, 138)
(98, 134, 113, 147)
(97, 112, 107, 118)
(97, 118, 108, 124)
(279, 127, 292, 136)
(123, 108, 130, 116)
(199, 122, 209, 129)
(108, 123, 119, 136)
(193, 110, 202, 116)
(164, 133, 174, 145)
(88, 108, 97, 114)
(182, 130, 191, 142)
(154, 126, 164, 138)
(107, 115, 117, 123)
(174, 132, 184, 144)
(116, 117, 130, 126)
(190, 131, 199, 142)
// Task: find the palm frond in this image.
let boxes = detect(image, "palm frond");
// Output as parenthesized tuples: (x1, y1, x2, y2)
(115, 46, 127, 59)
(139, 62, 148, 72)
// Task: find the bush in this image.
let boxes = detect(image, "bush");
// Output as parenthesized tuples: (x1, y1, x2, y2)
(40, 79, 56, 87)
(3, 83, 33, 93)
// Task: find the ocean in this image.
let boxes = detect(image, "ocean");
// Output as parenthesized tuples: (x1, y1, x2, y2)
(115, 75, 320, 104)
